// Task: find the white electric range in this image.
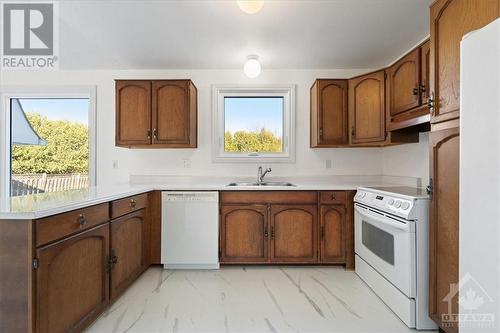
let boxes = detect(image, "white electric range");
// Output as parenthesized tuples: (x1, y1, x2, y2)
(354, 186, 437, 330)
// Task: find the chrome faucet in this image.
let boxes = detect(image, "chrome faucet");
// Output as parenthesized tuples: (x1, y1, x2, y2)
(257, 166, 272, 184)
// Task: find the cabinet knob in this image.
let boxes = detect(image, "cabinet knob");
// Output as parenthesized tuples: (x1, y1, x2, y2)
(319, 128, 323, 138)
(413, 87, 419, 96)
(152, 128, 157, 139)
(331, 192, 336, 200)
(77, 214, 87, 227)
(264, 226, 269, 238)
(130, 199, 136, 209)
(147, 129, 151, 139)
(270, 226, 275, 240)
(419, 84, 426, 94)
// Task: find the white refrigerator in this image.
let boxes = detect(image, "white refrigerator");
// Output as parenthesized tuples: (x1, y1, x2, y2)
(460, 18, 500, 333)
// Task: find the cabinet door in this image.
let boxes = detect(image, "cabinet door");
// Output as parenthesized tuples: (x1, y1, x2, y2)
(319, 205, 346, 263)
(36, 224, 109, 333)
(349, 71, 386, 144)
(420, 40, 430, 107)
(220, 205, 269, 263)
(310, 79, 348, 146)
(430, 0, 499, 124)
(270, 205, 317, 263)
(390, 48, 420, 116)
(115, 80, 152, 146)
(152, 80, 197, 147)
(428, 126, 459, 333)
(110, 210, 146, 300)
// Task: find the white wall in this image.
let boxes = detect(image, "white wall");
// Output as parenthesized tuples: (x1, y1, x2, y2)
(382, 132, 429, 185)
(1, 68, 413, 186)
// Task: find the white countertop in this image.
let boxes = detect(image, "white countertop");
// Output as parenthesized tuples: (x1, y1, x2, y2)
(0, 175, 419, 219)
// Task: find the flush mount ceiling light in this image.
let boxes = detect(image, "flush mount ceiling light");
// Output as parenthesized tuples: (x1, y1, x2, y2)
(237, 0, 264, 14)
(243, 55, 261, 78)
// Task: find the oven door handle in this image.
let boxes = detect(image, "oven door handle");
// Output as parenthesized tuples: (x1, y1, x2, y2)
(355, 205, 411, 232)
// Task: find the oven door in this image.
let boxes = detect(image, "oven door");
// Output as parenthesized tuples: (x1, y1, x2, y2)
(354, 203, 416, 297)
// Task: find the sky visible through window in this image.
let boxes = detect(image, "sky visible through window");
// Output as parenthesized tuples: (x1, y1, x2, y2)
(224, 97, 283, 136)
(18, 98, 88, 124)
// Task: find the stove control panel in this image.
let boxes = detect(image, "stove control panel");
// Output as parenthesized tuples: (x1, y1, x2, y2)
(354, 190, 414, 217)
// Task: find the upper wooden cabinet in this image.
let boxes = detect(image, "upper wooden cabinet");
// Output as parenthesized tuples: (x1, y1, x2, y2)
(349, 70, 386, 144)
(430, 0, 499, 124)
(152, 80, 197, 147)
(310, 79, 349, 147)
(115, 80, 152, 146)
(115, 79, 197, 148)
(389, 48, 421, 116)
(386, 40, 431, 131)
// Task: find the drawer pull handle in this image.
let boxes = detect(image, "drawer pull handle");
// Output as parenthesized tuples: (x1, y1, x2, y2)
(78, 214, 87, 227)
(130, 199, 137, 209)
(331, 193, 336, 200)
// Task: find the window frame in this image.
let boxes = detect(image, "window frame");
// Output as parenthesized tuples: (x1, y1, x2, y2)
(0, 86, 97, 198)
(212, 84, 295, 163)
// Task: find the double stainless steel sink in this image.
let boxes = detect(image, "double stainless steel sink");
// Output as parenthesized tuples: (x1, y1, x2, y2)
(227, 181, 295, 187)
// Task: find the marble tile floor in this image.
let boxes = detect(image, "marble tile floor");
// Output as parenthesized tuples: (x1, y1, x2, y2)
(86, 266, 436, 333)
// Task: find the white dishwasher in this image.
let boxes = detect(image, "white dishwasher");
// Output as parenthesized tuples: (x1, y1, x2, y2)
(161, 192, 219, 269)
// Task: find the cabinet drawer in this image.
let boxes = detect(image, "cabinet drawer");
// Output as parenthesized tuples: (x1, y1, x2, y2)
(220, 191, 317, 204)
(36, 203, 110, 247)
(319, 191, 346, 204)
(111, 193, 148, 219)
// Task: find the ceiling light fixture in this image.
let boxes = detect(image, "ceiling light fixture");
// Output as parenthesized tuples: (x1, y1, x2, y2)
(237, 0, 264, 14)
(243, 55, 261, 78)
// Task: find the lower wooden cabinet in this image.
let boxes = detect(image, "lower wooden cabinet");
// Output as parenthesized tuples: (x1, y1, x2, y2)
(219, 192, 352, 266)
(319, 205, 346, 263)
(110, 209, 146, 299)
(220, 205, 269, 263)
(270, 205, 318, 263)
(36, 224, 110, 333)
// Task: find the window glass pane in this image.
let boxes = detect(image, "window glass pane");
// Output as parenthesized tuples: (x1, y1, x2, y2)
(10, 98, 89, 196)
(224, 97, 283, 153)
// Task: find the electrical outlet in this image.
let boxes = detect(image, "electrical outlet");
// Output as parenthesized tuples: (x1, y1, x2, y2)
(182, 158, 191, 169)
(325, 159, 333, 169)
(112, 160, 119, 169)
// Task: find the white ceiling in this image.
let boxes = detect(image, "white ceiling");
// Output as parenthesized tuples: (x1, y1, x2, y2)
(59, 0, 432, 70)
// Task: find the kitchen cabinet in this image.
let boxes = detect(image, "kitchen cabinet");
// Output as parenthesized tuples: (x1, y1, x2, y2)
(36, 224, 110, 333)
(152, 80, 197, 147)
(319, 205, 346, 263)
(310, 79, 349, 147)
(219, 191, 354, 266)
(220, 205, 269, 263)
(110, 209, 147, 299)
(270, 205, 318, 263)
(428, 125, 460, 333)
(387, 40, 431, 131)
(389, 47, 421, 116)
(115, 79, 197, 148)
(0, 192, 153, 333)
(348, 70, 386, 144)
(429, 0, 499, 124)
(115, 80, 152, 146)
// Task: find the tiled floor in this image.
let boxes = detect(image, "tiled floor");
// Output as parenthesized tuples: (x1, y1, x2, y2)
(86, 266, 436, 333)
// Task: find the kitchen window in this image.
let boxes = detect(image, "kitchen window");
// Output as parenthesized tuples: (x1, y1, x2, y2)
(212, 85, 295, 162)
(0, 87, 96, 197)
